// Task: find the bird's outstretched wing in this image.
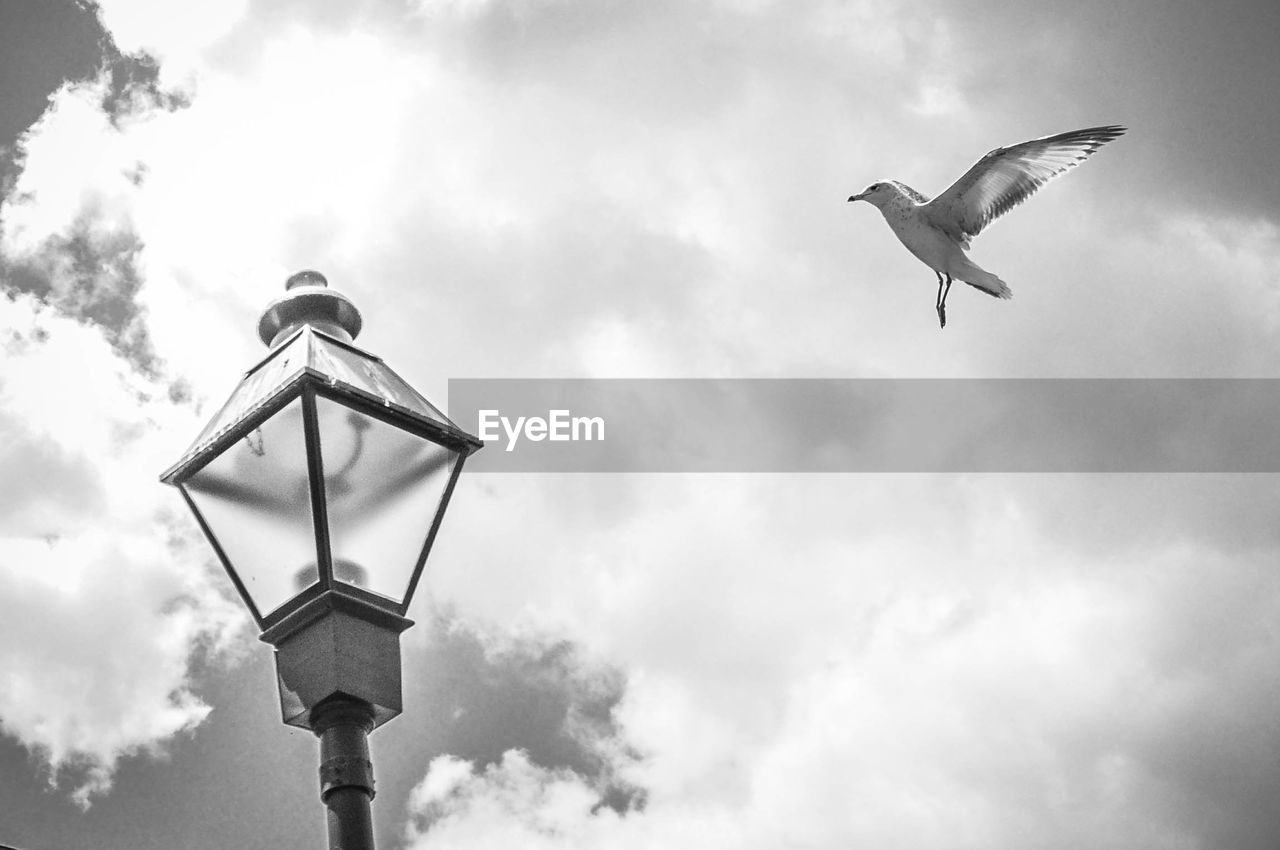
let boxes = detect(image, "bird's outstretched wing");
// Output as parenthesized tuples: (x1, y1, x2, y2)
(922, 125, 1126, 246)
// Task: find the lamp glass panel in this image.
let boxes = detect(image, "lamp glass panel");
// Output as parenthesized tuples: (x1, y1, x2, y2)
(315, 396, 460, 603)
(184, 396, 320, 616)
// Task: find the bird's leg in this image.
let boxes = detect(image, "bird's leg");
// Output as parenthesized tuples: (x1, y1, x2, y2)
(935, 272, 950, 328)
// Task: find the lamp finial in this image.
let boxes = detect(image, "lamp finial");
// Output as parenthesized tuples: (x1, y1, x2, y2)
(258, 269, 362, 347)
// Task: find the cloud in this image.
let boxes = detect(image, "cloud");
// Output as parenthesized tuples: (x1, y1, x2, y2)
(5, 0, 1280, 844)
(405, 611, 645, 815)
(7, 0, 972, 395)
(0, 0, 106, 161)
(404, 750, 626, 849)
(2, 215, 158, 373)
(0, 292, 244, 808)
(0, 57, 195, 378)
(420, 471, 1280, 849)
(92, 0, 249, 89)
(945, 0, 1280, 220)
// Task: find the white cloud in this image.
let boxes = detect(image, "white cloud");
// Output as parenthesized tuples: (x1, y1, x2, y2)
(94, 0, 250, 87)
(6, 0, 1280, 842)
(405, 751, 623, 850)
(1, 78, 139, 258)
(423, 472, 1280, 849)
(0, 294, 244, 807)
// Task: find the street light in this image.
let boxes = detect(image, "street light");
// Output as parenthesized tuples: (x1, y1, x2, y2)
(161, 270, 482, 849)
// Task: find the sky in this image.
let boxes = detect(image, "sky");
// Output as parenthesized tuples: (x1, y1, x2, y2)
(2, 0, 1280, 848)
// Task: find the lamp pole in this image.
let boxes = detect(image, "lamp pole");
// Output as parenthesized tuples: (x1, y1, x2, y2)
(314, 698, 377, 850)
(161, 271, 482, 850)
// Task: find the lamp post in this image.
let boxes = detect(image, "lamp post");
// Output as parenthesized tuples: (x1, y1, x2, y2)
(160, 271, 482, 849)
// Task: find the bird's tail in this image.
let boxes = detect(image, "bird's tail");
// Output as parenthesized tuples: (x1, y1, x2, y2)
(957, 259, 1012, 300)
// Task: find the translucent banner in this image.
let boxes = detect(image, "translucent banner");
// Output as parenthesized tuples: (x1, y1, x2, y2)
(447, 379, 1280, 472)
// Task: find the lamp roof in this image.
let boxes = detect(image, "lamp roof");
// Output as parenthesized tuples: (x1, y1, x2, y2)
(161, 326, 480, 484)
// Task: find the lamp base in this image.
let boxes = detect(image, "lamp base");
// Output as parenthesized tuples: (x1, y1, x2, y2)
(261, 591, 412, 730)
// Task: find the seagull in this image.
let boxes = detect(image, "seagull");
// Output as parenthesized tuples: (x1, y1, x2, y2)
(848, 125, 1126, 328)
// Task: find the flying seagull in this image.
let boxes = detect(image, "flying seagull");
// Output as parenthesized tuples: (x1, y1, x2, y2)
(848, 125, 1126, 328)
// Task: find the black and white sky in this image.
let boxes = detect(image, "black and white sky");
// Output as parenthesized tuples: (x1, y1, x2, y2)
(3, 1, 1280, 849)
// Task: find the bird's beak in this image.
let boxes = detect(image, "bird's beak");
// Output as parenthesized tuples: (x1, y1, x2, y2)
(847, 193, 864, 203)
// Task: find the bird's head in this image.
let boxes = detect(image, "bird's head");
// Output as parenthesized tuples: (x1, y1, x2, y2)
(847, 181, 893, 207)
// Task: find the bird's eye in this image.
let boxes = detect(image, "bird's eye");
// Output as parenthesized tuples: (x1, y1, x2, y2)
(869, 183, 881, 192)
